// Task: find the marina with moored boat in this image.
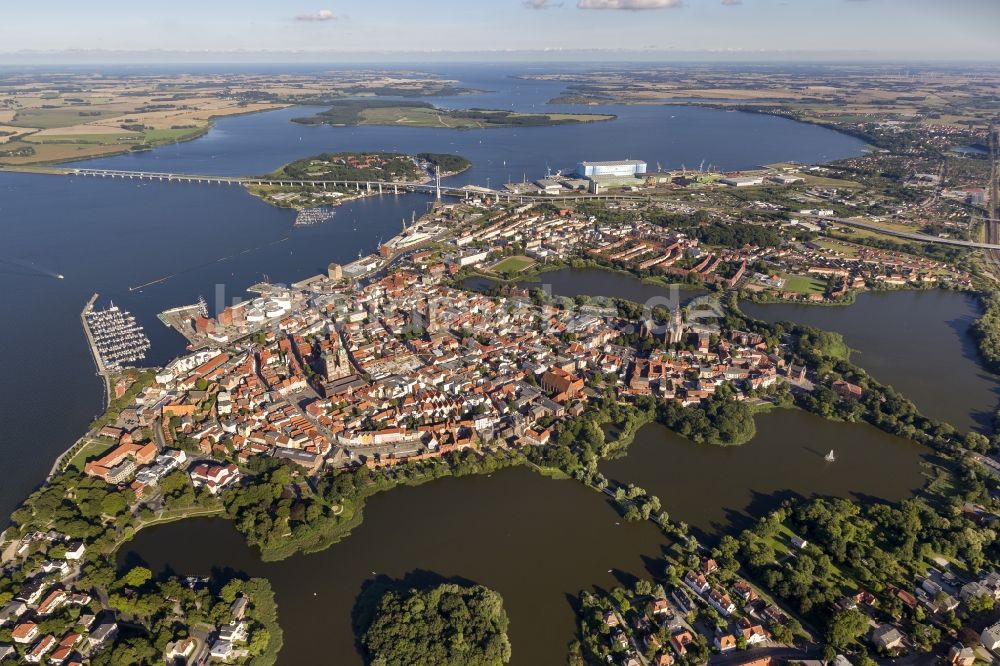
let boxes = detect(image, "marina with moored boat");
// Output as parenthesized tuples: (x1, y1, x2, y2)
(82, 298, 151, 371)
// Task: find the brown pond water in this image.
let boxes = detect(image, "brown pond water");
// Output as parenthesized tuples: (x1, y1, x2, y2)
(119, 467, 670, 666)
(121, 410, 932, 664)
(743, 290, 1000, 434)
(601, 409, 932, 539)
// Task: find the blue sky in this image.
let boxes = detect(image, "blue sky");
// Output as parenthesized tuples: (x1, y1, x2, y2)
(2, 0, 998, 61)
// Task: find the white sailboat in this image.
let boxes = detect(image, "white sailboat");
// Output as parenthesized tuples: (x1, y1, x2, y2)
(824, 449, 836, 462)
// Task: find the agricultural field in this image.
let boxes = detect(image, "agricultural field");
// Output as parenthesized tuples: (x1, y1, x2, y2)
(360, 105, 484, 128)
(526, 65, 1000, 146)
(0, 70, 483, 165)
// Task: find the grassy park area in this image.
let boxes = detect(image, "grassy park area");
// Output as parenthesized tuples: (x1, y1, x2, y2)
(490, 255, 536, 275)
(782, 274, 828, 294)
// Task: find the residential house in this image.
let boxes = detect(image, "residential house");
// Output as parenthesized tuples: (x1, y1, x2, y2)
(737, 618, 769, 646)
(648, 598, 671, 617)
(683, 570, 710, 595)
(733, 580, 757, 603)
(708, 588, 736, 616)
(671, 588, 692, 613)
(729, 658, 776, 666)
(981, 622, 1000, 651)
(870, 624, 904, 651)
(24, 635, 56, 663)
(0, 600, 27, 626)
(714, 633, 737, 652)
(219, 622, 248, 643)
(230, 595, 250, 621)
(671, 630, 694, 656)
(832, 379, 863, 400)
(88, 620, 118, 651)
(12, 621, 39, 644)
(209, 638, 235, 661)
(166, 638, 196, 661)
(948, 643, 976, 666)
(189, 462, 239, 494)
(890, 586, 918, 610)
(853, 589, 877, 607)
(48, 633, 80, 665)
(48, 646, 73, 665)
(15, 578, 48, 605)
(36, 589, 68, 616)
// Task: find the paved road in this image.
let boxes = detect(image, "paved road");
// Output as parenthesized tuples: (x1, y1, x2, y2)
(709, 646, 819, 666)
(985, 125, 1000, 277)
(808, 214, 1000, 250)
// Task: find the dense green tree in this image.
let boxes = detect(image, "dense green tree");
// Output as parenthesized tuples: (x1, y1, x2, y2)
(362, 583, 511, 666)
(826, 608, 869, 650)
(121, 566, 153, 589)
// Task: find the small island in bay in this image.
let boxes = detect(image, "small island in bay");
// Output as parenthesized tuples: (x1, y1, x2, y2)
(360, 582, 512, 666)
(290, 99, 615, 129)
(245, 151, 471, 210)
(416, 152, 473, 176)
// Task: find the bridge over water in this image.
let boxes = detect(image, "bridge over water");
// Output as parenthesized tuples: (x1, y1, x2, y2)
(45, 167, 652, 205)
(9, 165, 999, 250)
(66, 167, 461, 197)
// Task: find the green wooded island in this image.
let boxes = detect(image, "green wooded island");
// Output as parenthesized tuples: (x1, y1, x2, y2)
(290, 100, 615, 129)
(360, 582, 512, 666)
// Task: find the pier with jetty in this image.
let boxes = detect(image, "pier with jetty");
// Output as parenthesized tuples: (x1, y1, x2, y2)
(80, 293, 112, 409)
(83, 297, 151, 372)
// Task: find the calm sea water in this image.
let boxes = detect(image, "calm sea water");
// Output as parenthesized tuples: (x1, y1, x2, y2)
(0, 64, 868, 521)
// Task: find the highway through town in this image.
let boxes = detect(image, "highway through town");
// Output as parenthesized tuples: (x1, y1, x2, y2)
(986, 125, 1000, 277)
(805, 213, 1000, 251)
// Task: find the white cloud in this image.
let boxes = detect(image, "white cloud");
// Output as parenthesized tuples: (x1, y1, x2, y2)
(295, 9, 336, 22)
(577, 0, 682, 8)
(524, 0, 563, 7)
